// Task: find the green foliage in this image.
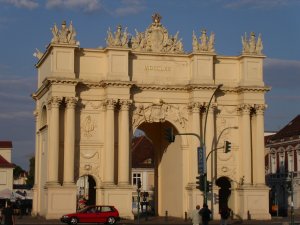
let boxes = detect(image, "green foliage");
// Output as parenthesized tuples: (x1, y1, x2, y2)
(27, 157, 35, 186)
(13, 165, 25, 179)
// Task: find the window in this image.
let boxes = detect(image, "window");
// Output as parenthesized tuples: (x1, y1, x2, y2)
(271, 154, 276, 174)
(133, 173, 141, 186)
(288, 153, 294, 172)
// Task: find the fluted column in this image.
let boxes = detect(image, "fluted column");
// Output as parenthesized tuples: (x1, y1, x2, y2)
(118, 99, 132, 185)
(33, 110, 40, 187)
(63, 97, 77, 185)
(104, 99, 117, 185)
(48, 96, 62, 185)
(253, 104, 267, 185)
(189, 102, 202, 182)
(205, 104, 216, 180)
(239, 104, 252, 185)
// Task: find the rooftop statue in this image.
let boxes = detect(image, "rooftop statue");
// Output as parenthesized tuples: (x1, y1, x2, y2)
(33, 48, 43, 60)
(51, 20, 78, 45)
(192, 29, 215, 53)
(241, 32, 263, 55)
(130, 13, 184, 54)
(106, 25, 129, 48)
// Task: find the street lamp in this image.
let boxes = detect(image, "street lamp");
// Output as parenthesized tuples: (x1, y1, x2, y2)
(202, 84, 223, 205)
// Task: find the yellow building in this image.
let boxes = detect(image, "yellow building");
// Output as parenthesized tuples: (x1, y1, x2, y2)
(0, 141, 14, 196)
(32, 15, 271, 220)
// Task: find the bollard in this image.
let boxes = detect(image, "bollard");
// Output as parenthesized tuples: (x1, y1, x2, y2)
(184, 211, 187, 221)
(165, 210, 168, 222)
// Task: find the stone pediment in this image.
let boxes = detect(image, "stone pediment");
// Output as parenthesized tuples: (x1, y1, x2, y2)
(130, 13, 184, 54)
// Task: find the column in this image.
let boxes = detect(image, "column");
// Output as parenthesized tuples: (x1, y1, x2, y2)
(205, 104, 216, 180)
(48, 96, 62, 185)
(33, 110, 40, 187)
(253, 104, 267, 185)
(63, 97, 77, 185)
(239, 104, 252, 185)
(104, 99, 117, 185)
(118, 99, 132, 185)
(190, 102, 201, 182)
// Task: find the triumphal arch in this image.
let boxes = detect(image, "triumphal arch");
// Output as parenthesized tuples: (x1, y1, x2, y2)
(32, 14, 271, 220)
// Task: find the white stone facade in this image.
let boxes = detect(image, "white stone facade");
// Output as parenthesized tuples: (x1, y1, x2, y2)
(32, 16, 271, 220)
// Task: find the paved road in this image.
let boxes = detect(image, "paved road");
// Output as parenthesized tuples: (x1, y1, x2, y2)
(13, 215, 300, 225)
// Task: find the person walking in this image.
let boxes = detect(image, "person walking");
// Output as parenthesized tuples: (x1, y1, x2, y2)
(219, 206, 231, 225)
(2, 201, 15, 225)
(191, 205, 201, 225)
(199, 203, 211, 225)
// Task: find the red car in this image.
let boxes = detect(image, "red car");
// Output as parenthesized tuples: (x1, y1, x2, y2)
(61, 205, 120, 225)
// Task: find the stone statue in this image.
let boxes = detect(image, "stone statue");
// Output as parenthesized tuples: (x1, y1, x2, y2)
(192, 30, 199, 52)
(241, 32, 263, 55)
(192, 29, 215, 53)
(106, 25, 129, 48)
(33, 48, 43, 60)
(130, 13, 184, 54)
(51, 20, 77, 45)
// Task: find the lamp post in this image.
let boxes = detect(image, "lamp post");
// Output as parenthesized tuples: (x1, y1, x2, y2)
(202, 84, 223, 205)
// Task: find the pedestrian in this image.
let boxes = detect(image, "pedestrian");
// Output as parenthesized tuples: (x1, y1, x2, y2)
(2, 201, 15, 225)
(219, 206, 231, 225)
(191, 205, 201, 225)
(199, 203, 211, 225)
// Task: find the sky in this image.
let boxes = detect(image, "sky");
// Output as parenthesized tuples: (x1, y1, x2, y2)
(0, 0, 300, 170)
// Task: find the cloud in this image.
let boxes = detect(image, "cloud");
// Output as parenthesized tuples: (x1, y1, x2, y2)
(214, 0, 299, 9)
(46, 0, 102, 12)
(0, 0, 39, 9)
(113, 0, 146, 16)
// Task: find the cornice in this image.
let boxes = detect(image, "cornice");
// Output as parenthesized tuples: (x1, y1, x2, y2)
(236, 86, 271, 93)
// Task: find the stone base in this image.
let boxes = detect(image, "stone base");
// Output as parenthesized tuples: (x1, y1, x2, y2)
(235, 185, 271, 220)
(44, 184, 77, 219)
(97, 184, 134, 219)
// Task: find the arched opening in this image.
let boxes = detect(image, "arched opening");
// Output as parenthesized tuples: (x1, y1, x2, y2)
(76, 175, 96, 209)
(133, 121, 183, 217)
(216, 176, 231, 211)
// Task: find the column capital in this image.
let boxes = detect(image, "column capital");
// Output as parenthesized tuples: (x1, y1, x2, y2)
(188, 102, 203, 113)
(203, 102, 217, 113)
(119, 99, 132, 111)
(254, 104, 267, 115)
(105, 99, 118, 110)
(48, 96, 63, 109)
(66, 97, 78, 109)
(238, 104, 252, 115)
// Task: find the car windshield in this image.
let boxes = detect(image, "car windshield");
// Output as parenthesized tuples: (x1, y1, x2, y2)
(78, 207, 90, 213)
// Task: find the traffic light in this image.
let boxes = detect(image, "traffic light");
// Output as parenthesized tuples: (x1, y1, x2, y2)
(196, 174, 205, 191)
(224, 140, 232, 153)
(164, 127, 175, 143)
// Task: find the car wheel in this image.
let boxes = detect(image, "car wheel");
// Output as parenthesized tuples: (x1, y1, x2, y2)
(107, 216, 116, 225)
(69, 217, 78, 225)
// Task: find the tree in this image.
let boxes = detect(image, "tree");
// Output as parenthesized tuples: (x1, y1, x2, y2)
(27, 156, 35, 186)
(13, 165, 25, 179)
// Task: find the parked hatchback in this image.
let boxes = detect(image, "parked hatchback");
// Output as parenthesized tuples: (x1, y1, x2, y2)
(61, 205, 120, 225)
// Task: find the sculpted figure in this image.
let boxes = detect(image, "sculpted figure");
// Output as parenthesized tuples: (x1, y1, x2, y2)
(208, 32, 215, 52)
(106, 25, 128, 48)
(192, 30, 199, 52)
(51, 20, 77, 44)
(199, 29, 208, 51)
(33, 48, 43, 60)
(241, 32, 263, 55)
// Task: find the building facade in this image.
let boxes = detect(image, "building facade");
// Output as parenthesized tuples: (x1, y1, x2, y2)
(32, 15, 270, 219)
(0, 141, 14, 195)
(265, 115, 300, 216)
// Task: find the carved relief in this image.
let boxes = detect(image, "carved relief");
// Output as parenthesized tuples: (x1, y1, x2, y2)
(106, 25, 129, 48)
(131, 13, 184, 54)
(51, 20, 78, 45)
(254, 104, 267, 115)
(241, 32, 263, 55)
(192, 29, 215, 53)
(81, 115, 96, 138)
(132, 99, 187, 129)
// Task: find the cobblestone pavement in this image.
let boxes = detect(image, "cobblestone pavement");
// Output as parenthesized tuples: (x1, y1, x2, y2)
(14, 215, 300, 225)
